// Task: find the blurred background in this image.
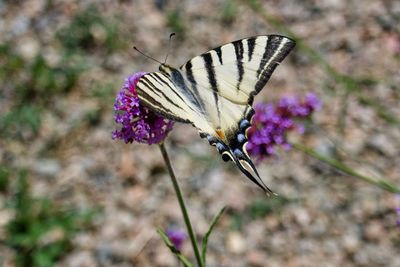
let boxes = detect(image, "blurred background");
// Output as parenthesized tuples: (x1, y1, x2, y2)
(0, 0, 399, 266)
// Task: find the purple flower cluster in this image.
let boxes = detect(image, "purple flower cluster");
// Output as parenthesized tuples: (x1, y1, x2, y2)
(112, 72, 174, 145)
(246, 93, 321, 161)
(166, 228, 187, 251)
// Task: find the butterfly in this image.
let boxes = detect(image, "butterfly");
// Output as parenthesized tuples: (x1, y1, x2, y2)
(135, 35, 296, 194)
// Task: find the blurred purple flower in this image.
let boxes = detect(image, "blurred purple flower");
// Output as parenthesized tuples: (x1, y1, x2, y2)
(112, 72, 174, 144)
(166, 228, 187, 251)
(247, 93, 321, 161)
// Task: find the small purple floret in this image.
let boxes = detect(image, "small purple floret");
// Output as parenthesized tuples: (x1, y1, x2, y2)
(112, 72, 174, 145)
(247, 93, 321, 161)
(166, 228, 187, 251)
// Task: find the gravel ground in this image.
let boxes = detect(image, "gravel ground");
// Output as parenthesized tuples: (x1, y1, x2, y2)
(0, 0, 399, 266)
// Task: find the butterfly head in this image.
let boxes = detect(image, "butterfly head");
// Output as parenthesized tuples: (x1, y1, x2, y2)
(159, 64, 174, 75)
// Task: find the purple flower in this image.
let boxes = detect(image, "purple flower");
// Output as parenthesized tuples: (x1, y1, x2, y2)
(112, 72, 174, 145)
(247, 93, 321, 161)
(166, 228, 187, 251)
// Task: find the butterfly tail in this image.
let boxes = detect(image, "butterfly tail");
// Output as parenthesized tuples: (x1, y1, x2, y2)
(201, 129, 274, 195)
(229, 109, 274, 195)
(232, 149, 274, 195)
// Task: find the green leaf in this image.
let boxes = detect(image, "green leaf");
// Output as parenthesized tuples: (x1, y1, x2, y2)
(201, 207, 226, 266)
(157, 229, 193, 267)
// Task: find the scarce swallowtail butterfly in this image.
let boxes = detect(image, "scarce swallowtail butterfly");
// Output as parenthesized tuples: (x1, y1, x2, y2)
(135, 35, 296, 194)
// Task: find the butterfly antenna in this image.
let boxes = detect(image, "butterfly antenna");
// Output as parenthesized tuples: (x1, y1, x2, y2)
(164, 32, 176, 64)
(133, 46, 163, 65)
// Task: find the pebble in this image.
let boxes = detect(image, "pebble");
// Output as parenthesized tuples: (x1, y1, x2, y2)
(368, 134, 397, 157)
(60, 251, 97, 267)
(354, 244, 391, 266)
(10, 15, 30, 35)
(342, 232, 360, 253)
(364, 220, 385, 241)
(17, 36, 40, 60)
(293, 208, 311, 226)
(246, 250, 268, 266)
(32, 158, 62, 178)
(227, 232, 246, 254)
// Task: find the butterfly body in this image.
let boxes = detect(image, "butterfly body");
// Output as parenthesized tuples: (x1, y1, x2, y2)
(136, 35, 296, 193)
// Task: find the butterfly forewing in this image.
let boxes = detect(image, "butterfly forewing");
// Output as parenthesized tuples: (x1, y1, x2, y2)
(180, 35, 296, 105)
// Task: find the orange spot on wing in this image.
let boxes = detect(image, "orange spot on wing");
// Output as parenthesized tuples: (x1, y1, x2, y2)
(215, 128, 225, 139)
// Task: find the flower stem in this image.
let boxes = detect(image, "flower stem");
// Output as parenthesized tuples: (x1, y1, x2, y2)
(159, 143, 204, 267)
(293, 143, 400, 193)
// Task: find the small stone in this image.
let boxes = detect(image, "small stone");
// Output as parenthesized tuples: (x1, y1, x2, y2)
(61, 251, 97, 267)
(122, 186, 149, 210)
(309, 219, 327, 237)
(246, 250, 267, 266)
(368, 134, 397, 157)
(90, 24, 107, 43)
(39, 227, 65, 245)
(32, 159, 62, 178)
(73, 233, 96, 250)
(17, 36, 40, 60)
(0, 209, 14, 239)
(11, 15, 30, 35)
(154, 247, 175, 266)
(342, 233, 360, 253)
(226, 232, 246, 254)
(314, 139, 336, 157)
(293, 208, 311, 226)
(364, 221, 384, 241)
(354, 244, 391, 266)
(265, 216, 280, 229)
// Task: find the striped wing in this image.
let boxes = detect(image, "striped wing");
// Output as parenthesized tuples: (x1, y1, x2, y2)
(180, 35, 296, 105)
(135, 71, 251, 138)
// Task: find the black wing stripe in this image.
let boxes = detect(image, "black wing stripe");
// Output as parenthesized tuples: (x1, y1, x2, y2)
(247, 37, 256, 61)
(214, 47, 223, 64)
(141, 77, 185, 112)
(139, 78, 162, 97)
(202, 52, 220, 120)
(152, 74, 189, 106)
(184, 61, 206, 112)
(136, 84, 173, 114)
(233, 40, 244, 92)
(256, 36, 274, 79)
(169, 69, 200, 107)
(255, 36, 294, 93)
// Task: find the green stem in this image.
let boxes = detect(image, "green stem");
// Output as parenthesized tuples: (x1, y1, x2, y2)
(159, 143, 204, 267)
(293, 143, 400, 194)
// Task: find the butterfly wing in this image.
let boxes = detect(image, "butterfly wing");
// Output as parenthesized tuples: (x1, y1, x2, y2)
(178, 35, 296, 193)
(180, 35, 295, 105)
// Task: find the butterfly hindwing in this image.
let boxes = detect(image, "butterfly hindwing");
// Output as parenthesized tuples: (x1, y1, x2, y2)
(135, 35, 296, 193)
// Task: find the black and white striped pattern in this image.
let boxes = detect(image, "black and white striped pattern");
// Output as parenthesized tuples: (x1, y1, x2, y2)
(180, 35, 295, 105)
(135, 35, 295, 193)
